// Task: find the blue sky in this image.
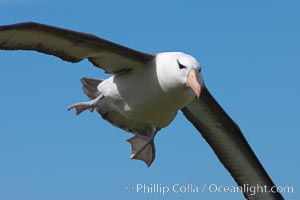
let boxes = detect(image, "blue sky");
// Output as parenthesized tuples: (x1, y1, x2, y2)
(0, 1, 299, 199)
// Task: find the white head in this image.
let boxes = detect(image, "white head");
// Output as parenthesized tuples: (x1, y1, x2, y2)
(156, 52, 204, 97)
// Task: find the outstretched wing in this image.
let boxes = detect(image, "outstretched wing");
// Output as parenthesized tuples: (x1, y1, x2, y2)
(0, 22, 155, 74)
(182, 86, 284, 200)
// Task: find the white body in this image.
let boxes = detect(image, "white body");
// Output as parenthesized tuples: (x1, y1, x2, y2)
(98, 52, 202, 128)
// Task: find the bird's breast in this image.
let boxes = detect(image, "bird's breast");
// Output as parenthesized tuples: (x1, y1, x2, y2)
(98, 69, 195, 127)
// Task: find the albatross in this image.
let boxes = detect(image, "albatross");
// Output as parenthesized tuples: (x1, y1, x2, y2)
(0, 22, 283, 200)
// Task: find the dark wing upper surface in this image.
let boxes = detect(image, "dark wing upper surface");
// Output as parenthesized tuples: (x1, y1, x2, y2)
(0, 22, 155, 74)
(182, 86, 284, 200)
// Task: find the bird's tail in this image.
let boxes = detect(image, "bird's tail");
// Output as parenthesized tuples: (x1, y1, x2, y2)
(80, 77, 103, 100)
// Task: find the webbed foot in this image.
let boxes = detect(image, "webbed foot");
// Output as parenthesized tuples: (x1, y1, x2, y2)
(68, 95, 103, 115)
(127, 130, 158, 167)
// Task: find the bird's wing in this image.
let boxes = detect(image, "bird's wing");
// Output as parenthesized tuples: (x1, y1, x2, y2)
(181, 86, 283, 200)
(0, 22, 155, 74)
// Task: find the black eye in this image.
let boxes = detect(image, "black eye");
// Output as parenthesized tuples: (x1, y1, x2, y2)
(177, 61, 187, 69)
(199, 68, 202, 72)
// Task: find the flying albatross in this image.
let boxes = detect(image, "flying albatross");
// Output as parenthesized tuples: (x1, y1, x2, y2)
(0, 22, 283, 200)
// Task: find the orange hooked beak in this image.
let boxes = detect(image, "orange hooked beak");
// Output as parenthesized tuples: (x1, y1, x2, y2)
(186, 68, 201, 98)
